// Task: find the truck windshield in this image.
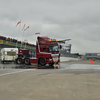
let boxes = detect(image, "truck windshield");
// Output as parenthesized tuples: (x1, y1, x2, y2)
(49, 45, 59, 52)
(7, 52, 16, 56)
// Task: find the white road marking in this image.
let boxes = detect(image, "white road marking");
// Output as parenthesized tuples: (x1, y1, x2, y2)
(0, 69, 35, 77)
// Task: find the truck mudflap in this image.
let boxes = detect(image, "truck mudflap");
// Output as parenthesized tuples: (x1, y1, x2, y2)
(53, 61, 60, 69)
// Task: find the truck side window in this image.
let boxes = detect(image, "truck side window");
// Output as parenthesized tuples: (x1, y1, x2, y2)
(43, 46, 46, 51)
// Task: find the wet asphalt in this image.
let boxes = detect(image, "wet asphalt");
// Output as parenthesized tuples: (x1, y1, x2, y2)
(0, 61, 100, 100)
(0, 61, 100, 73)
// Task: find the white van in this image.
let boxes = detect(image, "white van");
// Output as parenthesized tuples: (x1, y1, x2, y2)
(0, 48, 18, 63)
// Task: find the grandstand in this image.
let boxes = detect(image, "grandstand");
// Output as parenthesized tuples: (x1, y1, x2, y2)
(0, 35, 36, 56)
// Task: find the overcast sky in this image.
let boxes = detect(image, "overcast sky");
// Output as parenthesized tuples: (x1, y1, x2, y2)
(0, 0, 100, 54)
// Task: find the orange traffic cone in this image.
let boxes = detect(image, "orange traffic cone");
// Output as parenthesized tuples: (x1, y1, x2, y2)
(90, 60, 93, 63)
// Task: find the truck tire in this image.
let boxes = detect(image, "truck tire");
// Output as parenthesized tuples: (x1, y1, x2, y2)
(25, 58, 30, 65)
(16, 58, 22, 64)
(39, 58, 46, 66)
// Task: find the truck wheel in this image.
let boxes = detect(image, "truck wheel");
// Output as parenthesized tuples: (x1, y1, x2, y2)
(25, 58, 30, 65)
(16, 58, 22, 64)
(39, 58, 46, 66)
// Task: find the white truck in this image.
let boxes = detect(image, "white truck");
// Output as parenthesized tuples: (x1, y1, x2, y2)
(0, 48, 18, 63)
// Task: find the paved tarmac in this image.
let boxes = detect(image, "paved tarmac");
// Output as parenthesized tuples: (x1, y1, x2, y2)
(0, 60, 100, 100)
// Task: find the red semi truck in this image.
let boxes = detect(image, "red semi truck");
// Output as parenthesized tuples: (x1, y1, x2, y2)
(15, 36, 60, 68)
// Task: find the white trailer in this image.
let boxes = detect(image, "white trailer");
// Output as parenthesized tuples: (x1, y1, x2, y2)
(0, 48, 18, 63)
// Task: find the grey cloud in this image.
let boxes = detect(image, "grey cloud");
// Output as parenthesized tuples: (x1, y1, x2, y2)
(0, 0, 100, 53)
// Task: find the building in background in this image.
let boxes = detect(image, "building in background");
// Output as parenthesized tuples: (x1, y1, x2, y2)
(82, 53, 100, 60)
(57, 40, 71, 53)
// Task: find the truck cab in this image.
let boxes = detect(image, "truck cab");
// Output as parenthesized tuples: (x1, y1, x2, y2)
(33, 36, 60, 68)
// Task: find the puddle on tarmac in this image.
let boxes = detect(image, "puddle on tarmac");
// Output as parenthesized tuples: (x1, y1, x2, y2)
(0, 63, 59, 69)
